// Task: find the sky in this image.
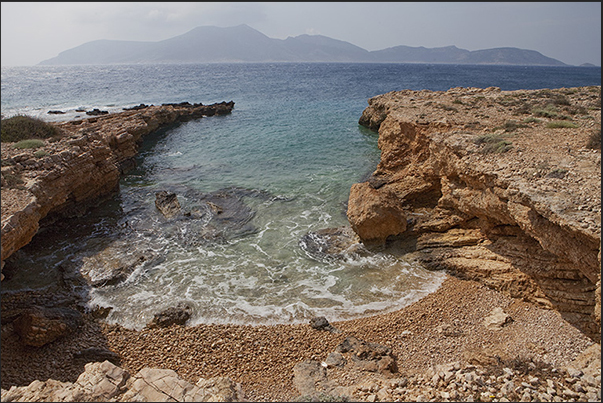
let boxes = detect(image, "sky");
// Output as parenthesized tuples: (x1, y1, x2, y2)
(1, 2, 601, 67)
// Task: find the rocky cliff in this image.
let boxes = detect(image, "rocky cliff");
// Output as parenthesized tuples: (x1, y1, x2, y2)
(348, 86, 601, 340)
(1, 102, 234, 270)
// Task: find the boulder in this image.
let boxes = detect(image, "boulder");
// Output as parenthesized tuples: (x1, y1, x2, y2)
(121, 367, 244, 402)
(309, 316, 340, 333)
(12, 306, 83, 347)
(346, 182, 407, 245)
(147, 302, 192, 328)
(292, 360, 328, 397)
(335, 336, 398, 375)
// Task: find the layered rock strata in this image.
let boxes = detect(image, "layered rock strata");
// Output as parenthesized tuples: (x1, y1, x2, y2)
(348, 86, 601, 340)
(1, 102, 234, 272)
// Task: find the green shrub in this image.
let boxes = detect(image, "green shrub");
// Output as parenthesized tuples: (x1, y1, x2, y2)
(523, 117, 541, 124)
(3, 172, 24, 189)
(532, 105, 559, 118)
(1, 115, 62, 143)
(13, 139, 45, 149)
(474, 134, 513, 153)
(34, 150, 49, 158)
(545, 121, 579, 129)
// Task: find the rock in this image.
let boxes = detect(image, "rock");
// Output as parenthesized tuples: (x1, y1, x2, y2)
(146, 302, 192, 328)
(121, 368, 194, 402)
(299, 226, 368, 262)
(309, 316, 341, 333)
(86, 108, 109, 116)
(123, 103, 150, 111)
(79, 241, 158, 287)
(155, 190, 181, 219)
(0, 362, 245, 403)
(121, 367, 244, 402)
(346, 181, 407, 245)
(335, 336, 398, 375)
(0, 379, 81, 402)
(483, 307, 513, 330)
(73, 347, 121, 365)
(12, 306, 83, 347)
(1, 102, 234, 265)
(192, 377, 245, 402)
(292, 360, 327, 397)
(74, 361, 129, 400)
(324, 352, 347, 368)
(47, 110, 65, 114)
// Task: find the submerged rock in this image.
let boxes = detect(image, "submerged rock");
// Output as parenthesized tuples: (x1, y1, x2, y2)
(78, 241, 160, 287)
(300, 226, 369, 262)
(154, 190, 181, 219)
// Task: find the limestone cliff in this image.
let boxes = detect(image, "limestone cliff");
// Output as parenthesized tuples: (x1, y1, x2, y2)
(348, 86, 601, 340)
(1, 102, 234, 267)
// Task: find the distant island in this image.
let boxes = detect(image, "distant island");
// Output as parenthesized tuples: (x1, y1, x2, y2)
(39, 24, 574, 66)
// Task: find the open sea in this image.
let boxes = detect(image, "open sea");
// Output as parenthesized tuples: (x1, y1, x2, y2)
(1, 63, 601, 329)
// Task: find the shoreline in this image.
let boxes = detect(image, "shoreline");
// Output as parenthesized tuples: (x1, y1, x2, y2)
(2, 275, 598, 401)
(1, 86, 600, 401)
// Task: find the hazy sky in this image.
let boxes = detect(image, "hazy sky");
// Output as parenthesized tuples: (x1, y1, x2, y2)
(1, 2, 601, 67)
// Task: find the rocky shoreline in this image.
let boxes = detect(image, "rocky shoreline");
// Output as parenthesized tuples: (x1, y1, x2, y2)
(1, 87, 601, 401)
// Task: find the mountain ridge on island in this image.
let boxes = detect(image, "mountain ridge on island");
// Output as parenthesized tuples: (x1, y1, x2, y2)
(39, 24, 572, 66)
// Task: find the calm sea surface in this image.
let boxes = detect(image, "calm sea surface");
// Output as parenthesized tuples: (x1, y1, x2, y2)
(1, 63, 600, 329)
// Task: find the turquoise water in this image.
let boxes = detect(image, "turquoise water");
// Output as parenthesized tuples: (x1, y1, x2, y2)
(2, 63, 600, 329)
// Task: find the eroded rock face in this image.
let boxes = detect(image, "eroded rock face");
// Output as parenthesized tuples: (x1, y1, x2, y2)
(353, 86, 601, 340)
(1, 102, 234, 267)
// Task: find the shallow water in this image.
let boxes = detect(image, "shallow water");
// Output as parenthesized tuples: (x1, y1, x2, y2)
(2, 63, 599, 329)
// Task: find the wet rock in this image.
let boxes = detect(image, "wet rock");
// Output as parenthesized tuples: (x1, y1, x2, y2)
(79, 241, 158, 287)
(123, 103, 150, 111)
(47, 110, 65, 114)
(155, 190, 181, 219)
(309, 316, 341, 333)
(147, 302, 192, 328)
(12, 306, 83, 347)
(85, 108, 108, 116)
(300, 226, 368, 262)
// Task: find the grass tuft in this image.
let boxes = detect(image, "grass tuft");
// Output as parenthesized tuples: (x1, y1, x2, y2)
(13, 139, 45, 149)
(545, 121, 579, 129)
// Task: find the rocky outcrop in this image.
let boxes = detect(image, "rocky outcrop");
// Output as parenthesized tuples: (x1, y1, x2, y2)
(1, 102, 234, 271)
(349, 86, 601, 340)
(0, 360, 245, 402)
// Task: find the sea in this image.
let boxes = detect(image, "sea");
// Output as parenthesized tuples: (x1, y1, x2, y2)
(1, 63, 601, 330)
